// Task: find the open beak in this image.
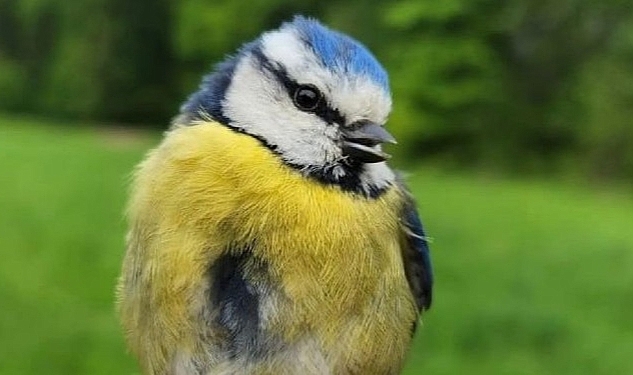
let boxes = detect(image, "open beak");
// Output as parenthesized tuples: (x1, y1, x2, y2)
(342, 121, 397, 163)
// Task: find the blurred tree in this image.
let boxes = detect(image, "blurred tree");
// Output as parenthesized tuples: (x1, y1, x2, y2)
(172, 0, 323, 103)
(98, 0, 175, 123)
(569, 18, 633, 179)
(0, 0, 176, 123)
(487, 0, 630, 173)
(0, 0, 55, 112)
(384, 0, 501, 166)
(36, 0, 106, 119)
(382, 0, 632, 176)
(0, 0, 632, 179)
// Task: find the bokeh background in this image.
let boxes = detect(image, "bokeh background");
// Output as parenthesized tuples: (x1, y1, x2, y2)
(1, 0, 632, 374)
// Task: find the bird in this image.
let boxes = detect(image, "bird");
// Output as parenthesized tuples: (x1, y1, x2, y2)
(117, 16, 433, 375)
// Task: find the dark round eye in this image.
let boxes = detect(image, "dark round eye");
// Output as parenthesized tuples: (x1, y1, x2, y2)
(293, 84, 321, 111)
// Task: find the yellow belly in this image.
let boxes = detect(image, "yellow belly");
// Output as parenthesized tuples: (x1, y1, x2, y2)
(119, 121, 418, 374)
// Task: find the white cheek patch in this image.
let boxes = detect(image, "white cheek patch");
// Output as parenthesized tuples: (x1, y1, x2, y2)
(227, 30, 396, 193)
(223, 55, 342, 167)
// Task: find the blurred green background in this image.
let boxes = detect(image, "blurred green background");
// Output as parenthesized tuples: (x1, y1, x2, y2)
(1, 0, 632, 374)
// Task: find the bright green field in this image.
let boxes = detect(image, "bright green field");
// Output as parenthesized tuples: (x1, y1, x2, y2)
(1, 115, 632, 375)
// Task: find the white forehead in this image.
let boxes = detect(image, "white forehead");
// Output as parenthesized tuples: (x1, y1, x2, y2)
(259, 29, 392, 125)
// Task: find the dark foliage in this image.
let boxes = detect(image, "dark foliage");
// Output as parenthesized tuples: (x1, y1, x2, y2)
(0, 0, 631, 179)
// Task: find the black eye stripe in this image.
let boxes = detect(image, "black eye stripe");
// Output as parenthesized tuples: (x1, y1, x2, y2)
(251, 48, 346, 125)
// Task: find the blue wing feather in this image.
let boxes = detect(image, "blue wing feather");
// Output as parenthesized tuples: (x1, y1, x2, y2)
(398, 179, 433, 312)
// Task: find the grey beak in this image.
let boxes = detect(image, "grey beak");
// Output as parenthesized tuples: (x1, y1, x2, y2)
(342, 121, 396, 163)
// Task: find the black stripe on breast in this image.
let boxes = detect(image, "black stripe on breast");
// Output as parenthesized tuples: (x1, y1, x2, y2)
(207, 248, 281, 360)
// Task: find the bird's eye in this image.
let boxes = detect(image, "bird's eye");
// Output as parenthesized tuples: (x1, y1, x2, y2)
(293, 84, 321, 112)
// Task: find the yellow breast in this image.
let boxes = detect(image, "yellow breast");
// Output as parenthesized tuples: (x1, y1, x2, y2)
(120, 121, 417, 374)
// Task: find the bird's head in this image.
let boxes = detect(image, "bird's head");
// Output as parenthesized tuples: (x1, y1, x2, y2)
(180, 16, 396, 197)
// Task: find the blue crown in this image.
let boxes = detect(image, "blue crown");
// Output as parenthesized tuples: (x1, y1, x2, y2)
(180, 17, 390, 122)
(288, 16, 389, 92)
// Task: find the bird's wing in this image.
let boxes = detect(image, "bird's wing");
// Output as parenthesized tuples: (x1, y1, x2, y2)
(397, 177, 433, 312)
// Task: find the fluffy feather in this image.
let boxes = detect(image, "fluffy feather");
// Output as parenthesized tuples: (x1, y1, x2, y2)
(118, 122, 420, 374)
(118, 16, 433, 375)
(177, 16, 393, 196)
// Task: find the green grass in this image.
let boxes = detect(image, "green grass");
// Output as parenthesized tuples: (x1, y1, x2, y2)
(1, 115, 632, 374)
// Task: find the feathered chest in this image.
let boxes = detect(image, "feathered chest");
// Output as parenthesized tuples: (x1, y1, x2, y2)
(124, 122, 418, 374)
(170, 124, 408, 312)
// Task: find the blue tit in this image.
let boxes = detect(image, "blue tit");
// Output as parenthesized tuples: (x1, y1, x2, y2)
(117, 16, 433, 375)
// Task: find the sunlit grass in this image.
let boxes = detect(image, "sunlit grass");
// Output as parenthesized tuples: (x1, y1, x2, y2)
(1, 115, 631, 374)
(405, 170, 633, 374)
